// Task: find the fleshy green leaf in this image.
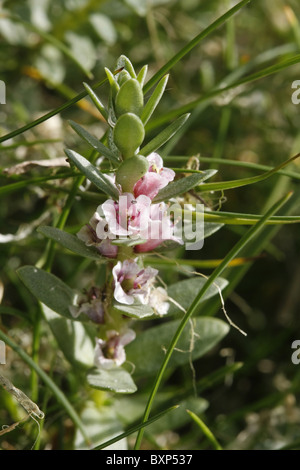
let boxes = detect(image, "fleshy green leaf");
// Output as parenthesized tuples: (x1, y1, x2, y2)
(69, 120, 119, 163)
(87, 367, 137, 394)
(117, 69, 131, 86)
(153, 170, 217, 203)
(140, 113, 190, 156)
(115, 154, 149, 192)
(115, 78, 144, 117)
(111, 237, 147, 247)
(116, 55, 136, 79)
(113, 113, 145, 158)
(105, 67, 120, 98)
(42, 304, 95, 370)
(166, 276, 228, 316)
(112, 300, 154, 319)
(64, 148, 119, 199)
(141, 74, 169, 125)
(144, 222, 223, 253)
(17, 266, 78, 321)
(136, 64, 148, 87)
(75, 402, 127, 450)
(126, 317, 229, 376)
(37, 226, 103, 260)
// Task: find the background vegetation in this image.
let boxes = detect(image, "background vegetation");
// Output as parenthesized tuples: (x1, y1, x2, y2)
(1, 0, 300, 450)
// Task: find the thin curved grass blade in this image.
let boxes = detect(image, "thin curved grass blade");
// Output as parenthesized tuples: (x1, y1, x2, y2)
(134, 191, 294, 449)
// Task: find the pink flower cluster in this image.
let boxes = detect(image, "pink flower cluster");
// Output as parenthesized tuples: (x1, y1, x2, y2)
(112, 259, 158, 305)
(76, 152, 178, 369)
(77, 152, 182, 257)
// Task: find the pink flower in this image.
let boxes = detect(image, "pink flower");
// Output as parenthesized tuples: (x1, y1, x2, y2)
(133, 152, 175, 200)
(94, 329, 136, 369)
(135, 202, 183, 253)
(149, 286, 170, 316)
(112, 259, 158, 305)
(69, 286, 105, 324)
(79, 196, 183, 256)
(99, 193, 151, 239)
(77, 212, 118, 258)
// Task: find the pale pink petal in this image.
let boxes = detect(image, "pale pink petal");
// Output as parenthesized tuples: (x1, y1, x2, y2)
(119, 328, 136, 347)
(133, 153, 175, 200)
(134, 172, 165, 200)
(114, 282, 134, 305)
(149, 287, 170, 316)
(147, 152, 164, 168)
(98, 239, 118, 258)
(112, 260, 158, 305)
(94, 329, 136, 369)
(77, 210, 118, 258)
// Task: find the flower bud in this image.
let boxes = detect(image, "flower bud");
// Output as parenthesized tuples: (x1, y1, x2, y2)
(115, 78, 144, 117)
(117, 70, 131, 86)
(116, 154, 149, 192)
(113, 112, 145, 159)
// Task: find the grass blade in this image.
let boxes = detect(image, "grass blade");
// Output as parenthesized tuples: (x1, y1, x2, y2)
(134, 191, 294, 449)
(147, 53, 300, 131)
(0, 77, 103, 144)
(92, 405, 178, 450)
(0, 329, 91, 447)
(140, 113, 190, 156)
(186, 410, 222, 450)
(165, 155, 300, 182)
(143, 0, 251, 94)
(0, 172, 77, 196)
(0, 67, 123, 145)
(197, 153, 300, 192)
(202, 212, 300, 225)
(144, 256, 260, 269)
(83, 82, 109, 121)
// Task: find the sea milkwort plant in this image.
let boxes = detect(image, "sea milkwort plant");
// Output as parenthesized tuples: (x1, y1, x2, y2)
(14, 52, 300, 450)
(17, 56, 227, 394)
